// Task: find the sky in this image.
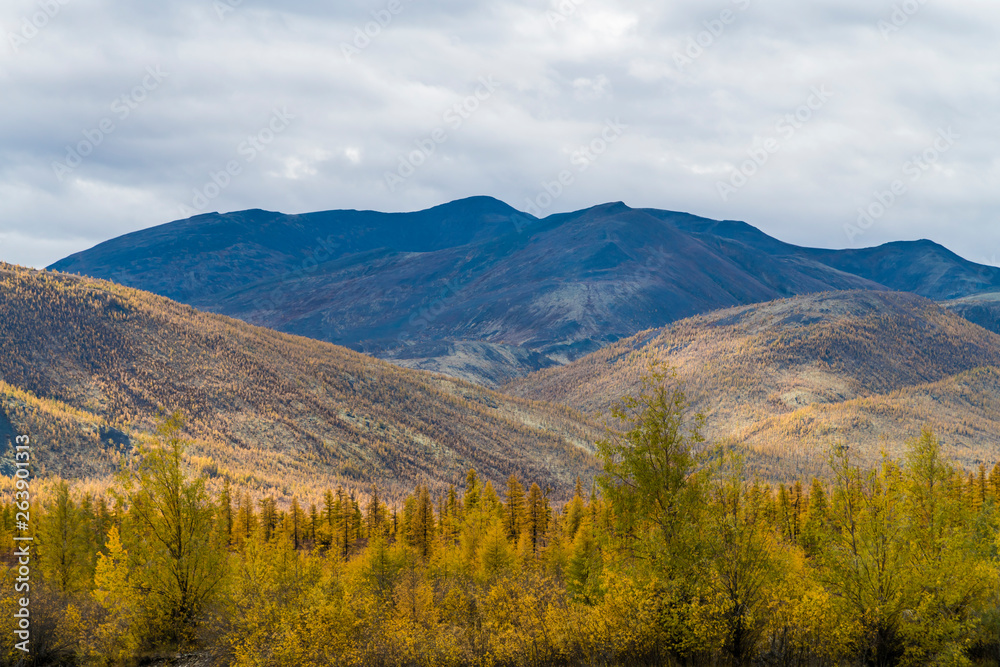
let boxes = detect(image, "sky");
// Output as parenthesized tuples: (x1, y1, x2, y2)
(1, 0, 998, 269)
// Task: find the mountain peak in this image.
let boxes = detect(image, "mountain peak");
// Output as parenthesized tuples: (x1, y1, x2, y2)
(588, 201, 631, 215)
(420, 195, 523, 218)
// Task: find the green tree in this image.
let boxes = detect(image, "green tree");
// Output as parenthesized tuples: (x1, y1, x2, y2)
(37, 480, 91, 593)
(822, 445, 908, 666)
(708, 457, 780, 666)
(116, 411, 225, 639)
(566, 520, 602, 604)
(596, 365, 710, 567)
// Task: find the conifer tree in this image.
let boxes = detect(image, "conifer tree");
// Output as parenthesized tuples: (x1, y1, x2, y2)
(464, 469, 480, 513)
(504, 474, 526, 542)
(408, 483, 435, 561)
(218, 478, 233, 549)
(525, 482, 548, 558)
(259, 496, 277, 542)
(366, 484, 383, 539)
(235, 491, 257, 546)
(38, 480, 89, 592)
(289, 497, 303, 550)
(307, 502, 318, 545)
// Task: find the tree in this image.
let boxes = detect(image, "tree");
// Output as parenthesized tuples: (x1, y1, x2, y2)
(822, 445, 908, 666)
(37, 480, 90, 593)
(407, 483, 435, 561)
(116, 411, 225, 639)
(596, 365, 710, 567)
(594, 366, 718, 664)
(504, 474, 526, 542)
(708, 457, 779, 666)
(217, 478, 233, 549)
(566, 520, 602, 604)
(899, 428, 994, 662)
(524, 483, 548, 558)
(464, 468, 480, 513)
(91, 526, 144, 661)
(366, 483, 383, 539)
(235, 491, 257, 549)
(289, 497, 304, 550)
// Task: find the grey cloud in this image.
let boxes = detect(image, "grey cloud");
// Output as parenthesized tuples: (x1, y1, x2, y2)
(0, 0, 998, 269)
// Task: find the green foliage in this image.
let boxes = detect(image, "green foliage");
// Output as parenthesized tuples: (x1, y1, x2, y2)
(114, 411, 225, 643)
(596, 365, 711, 573)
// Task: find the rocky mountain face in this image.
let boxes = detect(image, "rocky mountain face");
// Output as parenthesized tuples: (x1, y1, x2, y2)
(50, 197, 1000, 386)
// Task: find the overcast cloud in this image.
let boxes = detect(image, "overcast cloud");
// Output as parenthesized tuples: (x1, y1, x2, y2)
(1, 0, 998, 269)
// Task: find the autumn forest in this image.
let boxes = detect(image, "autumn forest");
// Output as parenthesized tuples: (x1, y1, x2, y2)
(5, 372, 1000, 666)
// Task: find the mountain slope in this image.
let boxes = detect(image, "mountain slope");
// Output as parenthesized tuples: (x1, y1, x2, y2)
(0, 263, 600, 499)
(942, 291, 1000, 335)
(50, 197, 1000, 386)
(506, 291, 1000, 475)
(740, 366, 1000, 480)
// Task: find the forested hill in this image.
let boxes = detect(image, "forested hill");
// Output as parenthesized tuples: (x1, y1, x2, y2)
(507, 290, 1000, 479)
(0, 263, 600, 498)
(49, 196, 1000, 386)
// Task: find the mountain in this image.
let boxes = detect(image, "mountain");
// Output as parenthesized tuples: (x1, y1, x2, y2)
(942, 291, 1000, 335)
(49, 197, 1000, 386)
(505, 290, 1000, 479)
(0, 263, 600, 500)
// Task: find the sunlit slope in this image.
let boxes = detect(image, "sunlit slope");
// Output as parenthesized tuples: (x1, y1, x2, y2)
(0, 264, 600, 497)
(508, 290, 1000, 474)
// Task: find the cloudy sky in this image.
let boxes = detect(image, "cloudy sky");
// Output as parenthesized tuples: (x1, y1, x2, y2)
(1, 0, 998, 269)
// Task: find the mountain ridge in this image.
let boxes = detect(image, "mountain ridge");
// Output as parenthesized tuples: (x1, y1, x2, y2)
(49, 196, 1000, 386)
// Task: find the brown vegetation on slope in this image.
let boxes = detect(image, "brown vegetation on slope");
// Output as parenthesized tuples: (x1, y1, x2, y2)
(507, 291, 1000, 476)
(0, 263, 600, 500)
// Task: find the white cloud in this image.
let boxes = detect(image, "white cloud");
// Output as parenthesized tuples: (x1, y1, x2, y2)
(0, 0, 998, 267)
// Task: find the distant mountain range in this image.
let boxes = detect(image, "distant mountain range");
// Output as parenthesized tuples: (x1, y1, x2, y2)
(50, 196, 1000, 386)
(0, 264, 600, 499)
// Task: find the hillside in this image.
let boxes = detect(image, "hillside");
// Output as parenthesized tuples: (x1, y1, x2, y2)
(942, 291, 1000, 335)
(740, 365, 1000, 480)
(506, 290, 1000, 476)
(49, 197, 1000, 386)
(0, 264, 600, 500)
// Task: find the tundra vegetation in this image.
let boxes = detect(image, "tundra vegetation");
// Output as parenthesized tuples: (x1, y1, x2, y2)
(3, 371, 1000, 666)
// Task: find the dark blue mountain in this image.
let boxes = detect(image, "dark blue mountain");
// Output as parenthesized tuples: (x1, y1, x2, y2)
(49, 196, 1000, 385)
